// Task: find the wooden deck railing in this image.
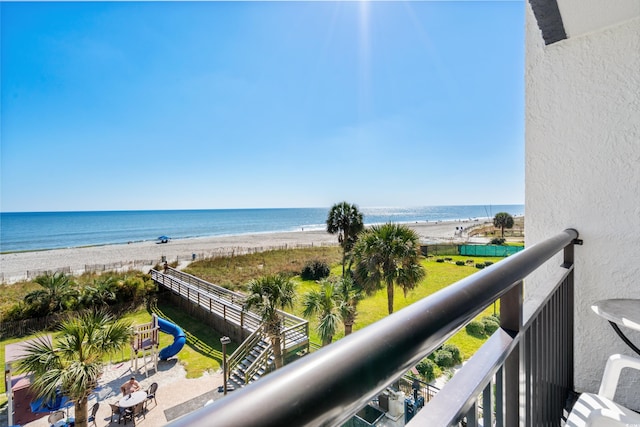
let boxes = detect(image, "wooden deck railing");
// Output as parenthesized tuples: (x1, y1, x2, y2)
(151, 268, 310, 387)
(150, 270, 262, 332)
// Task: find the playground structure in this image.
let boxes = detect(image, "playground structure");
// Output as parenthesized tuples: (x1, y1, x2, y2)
(130, 314, 186, 376)
(130, 314, 159, 376)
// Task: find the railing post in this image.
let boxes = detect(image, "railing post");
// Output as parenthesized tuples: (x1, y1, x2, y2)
(500, 279, 523, 426)
(563, 236, 577, 393)
(306, 322, 310, 354)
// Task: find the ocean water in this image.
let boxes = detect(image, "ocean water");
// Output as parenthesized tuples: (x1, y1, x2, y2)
(0, 205, 523, 253)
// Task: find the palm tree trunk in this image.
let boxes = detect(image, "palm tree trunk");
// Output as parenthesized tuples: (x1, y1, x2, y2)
(322, 335, 333, 346)
(272, 334, 283, 369)
(387, 280, 394, 314)
(75, 398, 89, 427)
(346, 257, 354, 275)
(344, 321, 353, 336)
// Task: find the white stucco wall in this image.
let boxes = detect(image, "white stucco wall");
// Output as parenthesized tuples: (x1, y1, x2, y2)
(525, 6, 640, 409)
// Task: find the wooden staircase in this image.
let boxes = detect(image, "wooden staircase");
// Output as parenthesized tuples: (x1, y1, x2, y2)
(226, 327, 274, 390)
(151, 268, 309, 390)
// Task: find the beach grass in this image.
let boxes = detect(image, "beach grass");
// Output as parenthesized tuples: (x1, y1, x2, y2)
(183, 246, 342, 291)
(0, 281, 41, 318)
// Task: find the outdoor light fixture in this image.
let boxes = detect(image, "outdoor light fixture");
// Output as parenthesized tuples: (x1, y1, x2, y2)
(220, 336, 231, 395)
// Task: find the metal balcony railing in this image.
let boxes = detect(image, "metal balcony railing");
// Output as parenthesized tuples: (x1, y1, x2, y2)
(167, 229, 580, 427)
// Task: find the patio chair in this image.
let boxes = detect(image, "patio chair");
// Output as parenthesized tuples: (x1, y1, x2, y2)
(145, 382, 158, 409)
(109, 403, 124, 424)
(123, 401, 145, 425)
(566, 354, 640, 426)
(88, 402, 99, 427)
(47, 410, 65, 425)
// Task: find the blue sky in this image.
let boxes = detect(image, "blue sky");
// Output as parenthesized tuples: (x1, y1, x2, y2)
(1, 1, 524, 212)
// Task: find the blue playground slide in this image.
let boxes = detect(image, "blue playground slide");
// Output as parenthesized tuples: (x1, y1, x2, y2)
(157, 317, 186, 360)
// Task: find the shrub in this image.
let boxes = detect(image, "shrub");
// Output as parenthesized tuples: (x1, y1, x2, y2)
(455, 261, 465, 266)
(466, 320, 485, 337)
(475, 263, 485, 269)
(444, 257, 453, 261)
(490, 238, 505, 245)
(117, 275, 153, 304)
(2, 302, 28, 322)
(301, 260, 330, 281)
(436, 258, 445, 263)
(416, 358, 437, 382)
(440, 344, 462, 365)
(482, 316, 500, 335)
(466, 259, 474, 264)
(484, 261, 494, 267)
(434, 349, 455, 368)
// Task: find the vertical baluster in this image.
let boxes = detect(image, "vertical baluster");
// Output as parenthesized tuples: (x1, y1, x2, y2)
(500, 280, 522, 425)
(552, 287, 562, 421)
(483, 380, 492, 427)
(543, 301, 550, 424)
(524, 321, 532, 427)
(466, 401, 477, 427)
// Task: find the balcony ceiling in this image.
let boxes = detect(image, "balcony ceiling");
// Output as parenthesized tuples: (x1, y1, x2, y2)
(530, 0, 640, 44)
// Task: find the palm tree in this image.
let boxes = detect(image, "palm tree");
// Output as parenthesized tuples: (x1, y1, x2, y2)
(25, 272, 77, 314)
(353, 223, 425, 315)
(16, 310, 131, 427)
(493, 212, 515, 238)
(244, 274, 296, 369)
(78, 276, 117, 308)
(302, 281, 341, 346)
(326, 202, 365, 277)
(336, 276, 362, 336)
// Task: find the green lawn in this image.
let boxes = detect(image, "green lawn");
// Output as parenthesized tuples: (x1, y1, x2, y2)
(1, 253, 504, 407)
(295, 255, 503, 358)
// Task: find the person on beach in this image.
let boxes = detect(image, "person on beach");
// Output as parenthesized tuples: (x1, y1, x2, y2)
(120, 376, 141, 395)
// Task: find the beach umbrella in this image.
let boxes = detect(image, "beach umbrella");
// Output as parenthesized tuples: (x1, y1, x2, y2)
(157, 236, 170, 243)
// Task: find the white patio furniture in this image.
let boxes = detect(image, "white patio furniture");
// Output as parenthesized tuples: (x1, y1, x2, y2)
(566, 353, 640, 426)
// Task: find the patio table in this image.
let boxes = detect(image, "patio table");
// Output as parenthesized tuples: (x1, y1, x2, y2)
(118, 390, 147, 409)
(592, 298, 640, 356)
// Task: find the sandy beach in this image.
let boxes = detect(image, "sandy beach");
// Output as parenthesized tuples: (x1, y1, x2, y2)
(0, 219, 490, 284)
